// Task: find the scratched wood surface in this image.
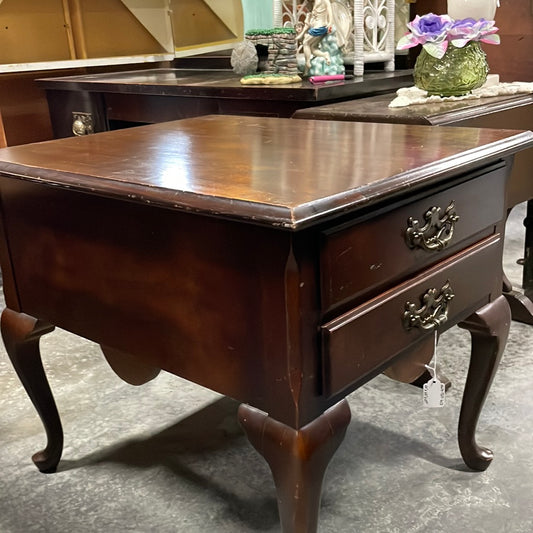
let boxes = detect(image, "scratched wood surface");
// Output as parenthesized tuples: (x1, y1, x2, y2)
(0, 115, 530, 229)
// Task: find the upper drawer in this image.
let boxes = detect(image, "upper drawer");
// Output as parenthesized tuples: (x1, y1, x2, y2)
(320, 167, 506, 314)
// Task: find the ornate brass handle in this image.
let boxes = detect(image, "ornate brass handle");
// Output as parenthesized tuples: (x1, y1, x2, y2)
(403, 281, 455, 331)
(72, 112, 94, 136)
(405, 201, 459, 251)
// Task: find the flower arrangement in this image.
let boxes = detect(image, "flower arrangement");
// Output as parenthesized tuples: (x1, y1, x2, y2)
(397, 13, 500, 59)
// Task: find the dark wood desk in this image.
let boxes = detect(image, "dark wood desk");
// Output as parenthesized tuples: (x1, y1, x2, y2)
(0, 116, 531, 532)
(36, 68, 413, 137)
(293, 92, 533, 323)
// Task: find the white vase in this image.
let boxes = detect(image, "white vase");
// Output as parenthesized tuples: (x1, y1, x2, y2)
(447, 0, 499, 20)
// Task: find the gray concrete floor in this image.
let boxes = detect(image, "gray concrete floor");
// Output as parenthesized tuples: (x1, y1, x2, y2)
(0, 205, 532, 533)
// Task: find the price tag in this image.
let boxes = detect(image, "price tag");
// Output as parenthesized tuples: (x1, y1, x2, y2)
(423, 378, 446, 408)
(422, 331, 446, 408)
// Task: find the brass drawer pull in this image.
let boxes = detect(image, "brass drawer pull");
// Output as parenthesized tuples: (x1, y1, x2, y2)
(403, 281, 455, 331)
(405, 201, 459, 251)
(72, 112, 94, 136)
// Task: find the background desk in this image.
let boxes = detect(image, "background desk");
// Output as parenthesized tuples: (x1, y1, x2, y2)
(36, 68, 413, 138)
(294, 92, 533, 324)
(0, 116, 531, 532)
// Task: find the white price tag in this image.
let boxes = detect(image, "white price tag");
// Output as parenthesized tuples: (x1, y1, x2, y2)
(423, 378, 446, 408)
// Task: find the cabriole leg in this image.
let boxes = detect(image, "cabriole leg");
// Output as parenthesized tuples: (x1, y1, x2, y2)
(238, 399, 351, 533)
(457, 295, 511, 471)
(1, 308, 61, 473)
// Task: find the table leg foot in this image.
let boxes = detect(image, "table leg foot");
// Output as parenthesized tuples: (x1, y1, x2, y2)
(238, 400, 351, 533)
(1, 308, 62, 473)
(457, 295, 510, 471)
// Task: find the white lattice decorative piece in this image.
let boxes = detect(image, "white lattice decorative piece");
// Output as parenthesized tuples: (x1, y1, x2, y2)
(273, 0, 395, 76)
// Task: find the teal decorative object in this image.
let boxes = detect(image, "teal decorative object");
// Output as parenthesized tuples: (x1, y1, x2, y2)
(308, 29, 345, 77)
(413, 42, 489, 97)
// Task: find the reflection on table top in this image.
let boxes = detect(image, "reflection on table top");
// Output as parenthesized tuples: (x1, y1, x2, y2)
(36, 68, 415, 102)
(0, 115, 531, 229)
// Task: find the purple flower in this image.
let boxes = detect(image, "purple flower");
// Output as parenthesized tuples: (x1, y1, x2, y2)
(397, 13, 453, 59)
(397, 13, 499, 59)
(448, 18, 500, 47)
(409, 14, 453, 43)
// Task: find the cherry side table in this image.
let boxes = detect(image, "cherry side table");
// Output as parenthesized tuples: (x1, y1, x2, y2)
(0, 116, 531, 532)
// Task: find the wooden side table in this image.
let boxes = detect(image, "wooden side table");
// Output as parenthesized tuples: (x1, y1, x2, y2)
(293, 92, 533, 323)
(36, 68, 414, 138)
(0, 116, 531, 532)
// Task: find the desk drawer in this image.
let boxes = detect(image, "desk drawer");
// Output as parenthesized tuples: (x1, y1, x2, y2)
(320, 168, 505, 313)
(321, 235, 501, 398)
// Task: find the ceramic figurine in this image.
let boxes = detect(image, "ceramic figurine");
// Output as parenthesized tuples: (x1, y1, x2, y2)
(297, 0, 333, 74)
(296, 0, 344, 76)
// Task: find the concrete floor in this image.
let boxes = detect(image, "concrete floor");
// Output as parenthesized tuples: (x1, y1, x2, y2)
(0, 205, 532, 533)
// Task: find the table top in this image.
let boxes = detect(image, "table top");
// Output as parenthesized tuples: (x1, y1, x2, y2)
(293, 92, 533, 125)
(0, 115, 531, 229)
(36, 68, 414, 102)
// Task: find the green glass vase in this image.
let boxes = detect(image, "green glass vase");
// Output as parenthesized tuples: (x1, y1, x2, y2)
(413, 42, 488, 97)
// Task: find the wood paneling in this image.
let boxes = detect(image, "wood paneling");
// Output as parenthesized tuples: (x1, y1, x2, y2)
(71, 0, 167, 58)
(0, 0, 72, 64)
(484, 0, 533, 82)
(0, 72, 54, 148)
(0, 0, 172, 64)
(170, 0, 244, 53)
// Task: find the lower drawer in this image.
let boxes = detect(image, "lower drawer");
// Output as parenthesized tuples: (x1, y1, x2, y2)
(321, 235, 502, 398)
